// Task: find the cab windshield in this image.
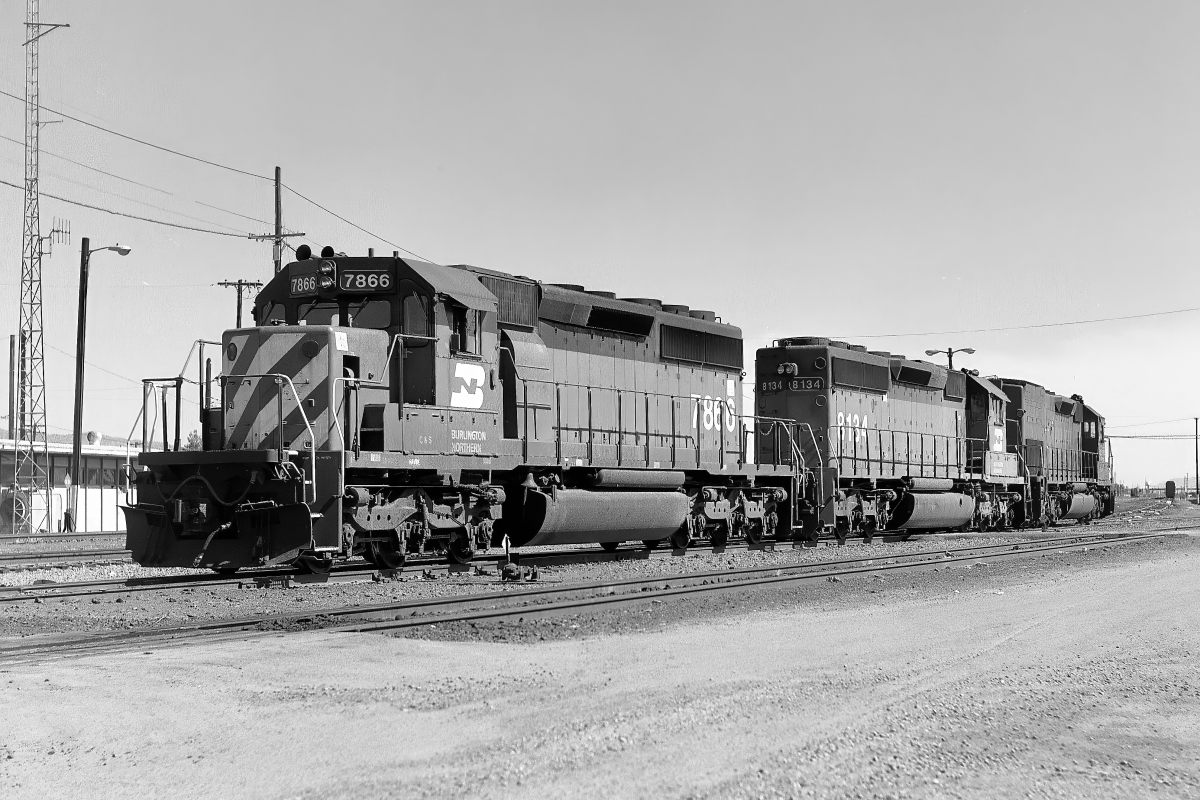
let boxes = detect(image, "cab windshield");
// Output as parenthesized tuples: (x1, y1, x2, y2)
(299, 302, 340, 326)
(347, 299, 391, 328)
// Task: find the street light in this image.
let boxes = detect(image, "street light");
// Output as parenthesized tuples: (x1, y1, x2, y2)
(66, 237, 131, 532)
(925, 347, 975, 371)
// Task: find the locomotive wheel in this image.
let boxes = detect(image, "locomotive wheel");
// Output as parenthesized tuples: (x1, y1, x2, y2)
(296, 554, 333, 575)
(368, 541, 406, 570)
(710, 524, 729, 549)
(600, 541, 621, 553)
(212, 566, 239, 576)
(744, 519, 764, 546)
(642, 539, 662, 550)
(670, 527, 691, 550)
(447, 531, 475, 565)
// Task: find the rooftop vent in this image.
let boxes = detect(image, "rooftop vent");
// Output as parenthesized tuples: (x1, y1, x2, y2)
(622, 298, 663, 310)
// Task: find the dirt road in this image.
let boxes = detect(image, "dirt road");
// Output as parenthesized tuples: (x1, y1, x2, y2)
(2, 536, 1198, 799)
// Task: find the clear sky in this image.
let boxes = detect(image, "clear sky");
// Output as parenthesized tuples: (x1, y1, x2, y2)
(0, 1, 1196, 485)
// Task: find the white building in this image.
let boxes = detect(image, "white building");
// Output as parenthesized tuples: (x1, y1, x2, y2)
(1, 434, 140, 533)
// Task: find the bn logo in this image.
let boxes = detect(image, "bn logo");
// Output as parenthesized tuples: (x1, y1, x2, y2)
(450, 363, 486, 409)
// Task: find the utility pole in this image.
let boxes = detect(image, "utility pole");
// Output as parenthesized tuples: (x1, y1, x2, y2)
(217, 280, 263, 328)
(247, 166, 304, 271)
(14, 2, 68, 533)
(7, 335, 15, 440)
(1194, 417, 1197, 503)
(275, 166, 282, 273)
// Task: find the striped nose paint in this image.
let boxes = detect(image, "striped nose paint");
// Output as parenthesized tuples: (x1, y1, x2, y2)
(224, 329, 331, 451)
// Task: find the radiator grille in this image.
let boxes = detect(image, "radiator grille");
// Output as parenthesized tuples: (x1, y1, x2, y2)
(660, 325, 743, 370)
(478, 275, 537, 328)
(832, 357, 890, 393)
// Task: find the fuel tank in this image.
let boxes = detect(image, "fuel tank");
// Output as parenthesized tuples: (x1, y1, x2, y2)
(889, 492, 975, 530)
(507, 489, 689, 546)
(1058, 493, 1097, 521)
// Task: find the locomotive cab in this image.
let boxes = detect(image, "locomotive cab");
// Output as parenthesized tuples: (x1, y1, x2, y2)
(124, 253, 509, 570)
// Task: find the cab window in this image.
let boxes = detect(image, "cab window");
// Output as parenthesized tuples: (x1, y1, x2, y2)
(261, 302, 287, 325)
(347, 299, 391, 329)
(299, 302, 341, 326)
(451, 307, 480, 354)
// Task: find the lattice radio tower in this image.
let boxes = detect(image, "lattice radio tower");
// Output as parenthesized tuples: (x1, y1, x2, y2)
(12, 0, 67, 532)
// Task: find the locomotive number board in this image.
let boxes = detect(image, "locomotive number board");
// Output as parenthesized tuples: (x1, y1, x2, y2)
(759, 377, 824, 393)
(290, 274, 319, 296)
(339, 269, 393, 292)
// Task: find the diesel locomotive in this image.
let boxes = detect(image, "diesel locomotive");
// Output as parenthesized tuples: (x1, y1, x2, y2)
(123, 248, 1113, 572)
(755, 338, 1114, 543)
(123, 247, 796, 572)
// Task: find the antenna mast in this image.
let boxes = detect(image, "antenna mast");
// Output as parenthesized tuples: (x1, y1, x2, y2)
(13, 1, 67, 533)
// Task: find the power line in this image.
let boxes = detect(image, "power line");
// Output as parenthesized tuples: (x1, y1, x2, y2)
(44, 343, 139, 385)
(0, 90, 424, 260)
(1109, 434, 1196, 440)
(1107, 418, 1194, 429)
(0, 131, 275, 227)
(831, 306, 1200, 339)
(0, 88, 270, 181)
(32, 164, 248, 234)
(282, 183, 434, 263)
(0, 131, 166, 193)
(0, 177, 246, 237)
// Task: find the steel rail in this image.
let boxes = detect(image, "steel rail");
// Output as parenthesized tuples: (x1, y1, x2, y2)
(333, 532, 1169, 633)
(0, 531, 1172, 663)
(0, 532, 124, 542)
(0, 541, 763, 601)
(2, 522, 1196, 600)
(0, 548, 130, 564)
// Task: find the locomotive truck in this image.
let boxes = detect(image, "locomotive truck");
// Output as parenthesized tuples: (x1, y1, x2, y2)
(755, 337, 1114, 543)
(123, 247, 796, 572)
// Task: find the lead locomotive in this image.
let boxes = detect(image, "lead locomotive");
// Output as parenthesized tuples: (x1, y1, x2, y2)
(123, 247, 794, 572)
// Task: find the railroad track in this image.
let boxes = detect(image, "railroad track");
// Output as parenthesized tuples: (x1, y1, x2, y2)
(3, 520, 1196, 600)
(0, 530, 1171, 665)
(0, 540, 771, 602)
(0, 531, 125, 543)
(0, 548, 131, 567)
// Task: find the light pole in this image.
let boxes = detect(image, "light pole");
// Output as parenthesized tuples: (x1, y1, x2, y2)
(67, 237, 131, 532)
(925, 347, 975, 371)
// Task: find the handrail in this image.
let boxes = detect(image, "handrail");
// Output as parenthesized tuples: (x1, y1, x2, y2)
(827, 424, 993, 480)
(141, 377, 184, 453)
(506, 370, 776, 469)
(219, 372, 318, 504)
(817, 424, 1103, 484)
